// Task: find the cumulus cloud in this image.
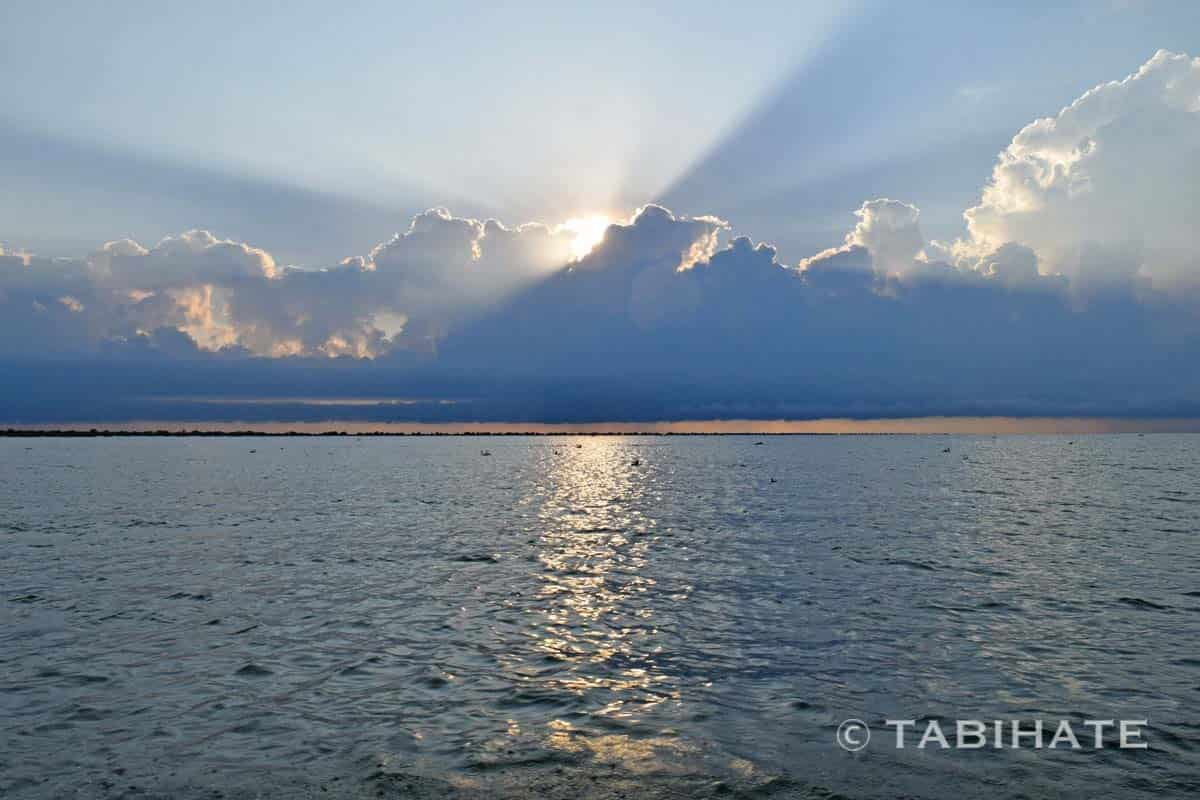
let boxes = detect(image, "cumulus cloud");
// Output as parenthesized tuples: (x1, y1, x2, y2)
(91, 229, 278, 288)
(796, 199, 926, 291)
(362, 208, 577, 342)
(953, 49, 1200, 287)
(799, 51, 1200, 293)
(841, 198, 924, 276)
(0, 205, 727, 359)
(2, 185, 1200, 419)
(429, 198, 1200, 423)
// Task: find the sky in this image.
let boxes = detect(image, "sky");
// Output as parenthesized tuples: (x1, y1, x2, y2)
(3, 1, 1200, 424)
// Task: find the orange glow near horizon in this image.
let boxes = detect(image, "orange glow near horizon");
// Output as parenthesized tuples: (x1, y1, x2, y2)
(9, 417, 1200, 435)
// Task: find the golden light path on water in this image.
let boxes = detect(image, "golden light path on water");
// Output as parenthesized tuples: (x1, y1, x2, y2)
(512, 438, 796, 783)
(526, 438, 689, 770)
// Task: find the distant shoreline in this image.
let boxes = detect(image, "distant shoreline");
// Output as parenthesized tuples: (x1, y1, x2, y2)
(2, 428, 872, 437)
(5, 416, 1200, 436)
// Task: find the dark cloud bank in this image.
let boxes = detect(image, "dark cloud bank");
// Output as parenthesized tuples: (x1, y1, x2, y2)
(3, 51, 1200, 424)
(2, 205, 1197, 423)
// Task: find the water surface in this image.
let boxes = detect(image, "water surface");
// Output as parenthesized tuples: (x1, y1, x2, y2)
(2, 435, 1198, 798)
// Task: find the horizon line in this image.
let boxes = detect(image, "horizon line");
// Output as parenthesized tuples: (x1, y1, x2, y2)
(7, 416, 1200, 436)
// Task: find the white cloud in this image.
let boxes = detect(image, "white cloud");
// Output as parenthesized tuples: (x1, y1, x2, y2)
(845, 199, 924, 276)
(799, 199, 923, 280)
(960, 49, 1200, 286)
(1, 207, 707, 358)
(90, 230, 276, 288)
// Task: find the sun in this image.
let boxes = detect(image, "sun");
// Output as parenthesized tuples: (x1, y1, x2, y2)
(561, 215, 612, 261)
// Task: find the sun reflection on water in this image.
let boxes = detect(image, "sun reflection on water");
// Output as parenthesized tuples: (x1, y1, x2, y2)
(522, 438, 683, 758)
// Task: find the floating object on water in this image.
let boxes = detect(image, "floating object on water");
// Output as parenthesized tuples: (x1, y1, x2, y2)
(770, 477, 777, 483)
(631, 458, 641, 466)
(236, 663, 273, 677)
(480, 449, 491, 456)
(453, 553, 500, 563)
(942, 447, 950, 453)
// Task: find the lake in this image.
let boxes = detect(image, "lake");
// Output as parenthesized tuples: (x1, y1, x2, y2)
(2, 435, 1198, 798)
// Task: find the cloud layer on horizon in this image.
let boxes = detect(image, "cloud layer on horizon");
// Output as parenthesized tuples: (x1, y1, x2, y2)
(3, 50, 1200, 420)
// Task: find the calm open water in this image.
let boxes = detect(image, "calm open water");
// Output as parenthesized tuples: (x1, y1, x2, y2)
(2, 435, 1198, 798)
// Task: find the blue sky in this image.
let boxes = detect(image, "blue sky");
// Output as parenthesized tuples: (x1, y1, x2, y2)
(2, 1, 1200, 422)
(4, 1, 1196, 261)
(1, 0, 840, 260)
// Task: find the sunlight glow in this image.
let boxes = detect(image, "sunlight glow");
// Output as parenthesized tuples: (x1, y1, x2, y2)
(561, 216, 613, 261)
